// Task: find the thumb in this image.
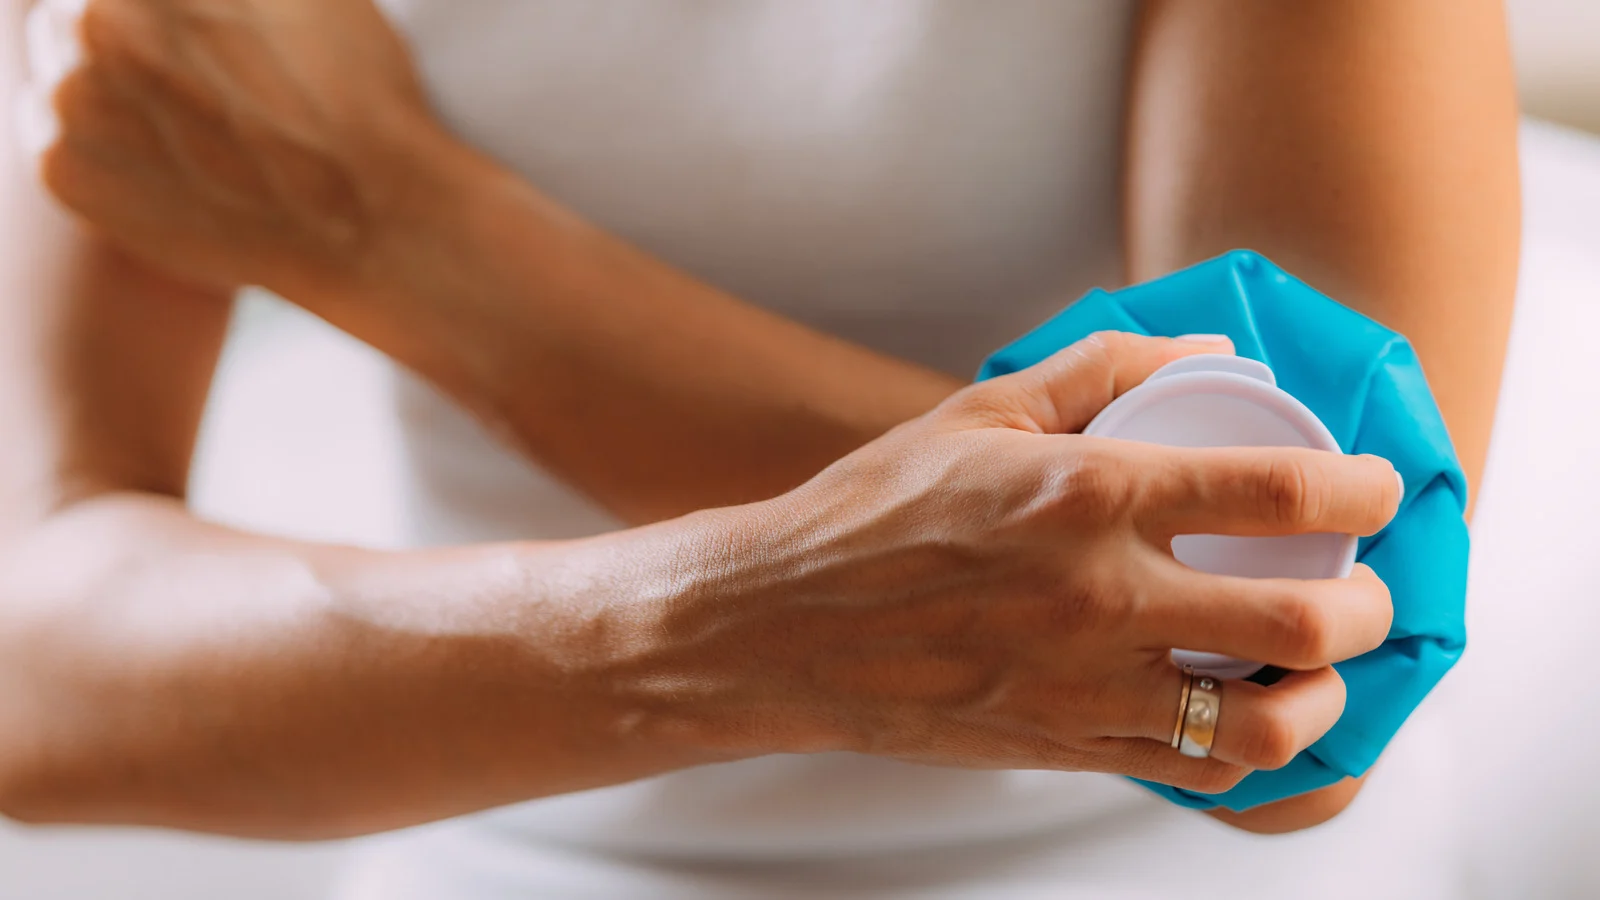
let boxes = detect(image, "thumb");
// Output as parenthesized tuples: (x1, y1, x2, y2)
(961, 331, 1234, 434)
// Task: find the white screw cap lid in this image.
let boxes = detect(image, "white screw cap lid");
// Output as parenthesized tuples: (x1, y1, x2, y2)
(1083, 354, 1358, 680)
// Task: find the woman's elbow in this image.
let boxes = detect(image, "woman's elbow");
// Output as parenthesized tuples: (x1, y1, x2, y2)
(0, 580, 79, 827)
(0, 661, 63, 826)
(0, 776, 55, 826)
(0, 724, 64, 827)
(1204, 774, 1368, 835)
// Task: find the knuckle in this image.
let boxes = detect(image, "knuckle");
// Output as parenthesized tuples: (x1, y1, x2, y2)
(31, 80, 97, 208)
(1236, 711, 1301, 771)
(1183, 762, 1249, 795)
(941, 382, 1019, 424)
(1064, 332, 1121, 384)
(1045, 567, 1125, 635)
(937, 377, 1042, 431)
(1077, 330, 1123, 358)
(1052, 448, 1133, 527)
(36, 142, 82, 204)
(79, 1, 114, 45)
(1272, 594, 1335, 667)
(1256, 457, 1321, 528)
(1079, 330, 1137, 358)
(81, 2, 145, 69)
(50, 69, 95, 127)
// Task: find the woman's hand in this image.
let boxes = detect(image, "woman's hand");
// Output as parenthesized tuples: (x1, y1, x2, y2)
(628, 332, 1402, 794)
(18, 0, 442, 298)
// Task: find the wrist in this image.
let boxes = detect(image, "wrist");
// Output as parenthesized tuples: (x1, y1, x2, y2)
(307, 118, 578, 403)
(589, 500, 851, 763)
(313, 534, 763, 793)
(317, 113, 500, 305)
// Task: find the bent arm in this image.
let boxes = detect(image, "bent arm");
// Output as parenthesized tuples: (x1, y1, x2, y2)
(0, 492, 735, 838)
(0, 37, 745, 836)
(1126, 0, 1519, 830)
(332, 150, 962, 524)
(1126, 0, 1519, 501)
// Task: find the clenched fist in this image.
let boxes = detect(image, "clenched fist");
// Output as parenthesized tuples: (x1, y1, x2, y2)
(18, 0, 446, 297)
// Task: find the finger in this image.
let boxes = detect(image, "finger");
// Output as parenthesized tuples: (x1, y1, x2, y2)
(952, 332, 1235, 434)
(33, 68, 171, 221)
(1135, 445, 1402, 538)
(81, 17, 334, 227)
(1090, 666, 1347, 797)
(1138, 561, 1393, 671)
(1206, 668, 1347, 770)
(1102, 662, 1347, 769)
(53, 63, 165, 162)
(1091, 737, 1253, 798)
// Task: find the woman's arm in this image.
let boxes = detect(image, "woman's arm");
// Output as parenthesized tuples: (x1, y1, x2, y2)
(22, 0, 961, 526)
(1126, 0, 1519, 500)
(1125, 0, 1520, 831)
(328, 146, 965, 524)
(0, 81, 748, 832)
(0, 204, 1404, 838)
(0, 141, 971, 835)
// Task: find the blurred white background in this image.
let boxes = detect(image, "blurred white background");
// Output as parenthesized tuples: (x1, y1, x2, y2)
(5, 1, 1600, 898)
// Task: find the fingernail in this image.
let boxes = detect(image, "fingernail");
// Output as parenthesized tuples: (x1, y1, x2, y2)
(1176, 333, 1230, 343)
(1394, 470, 1405, 499)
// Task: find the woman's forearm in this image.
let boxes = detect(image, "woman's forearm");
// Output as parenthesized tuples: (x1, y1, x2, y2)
(1125, 0, 1520, 501)
(0, 492, 746, 838)
(304, 138, 961, 525)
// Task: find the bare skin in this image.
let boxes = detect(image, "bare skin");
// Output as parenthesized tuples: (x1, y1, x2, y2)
(0, 0, 1514, 839)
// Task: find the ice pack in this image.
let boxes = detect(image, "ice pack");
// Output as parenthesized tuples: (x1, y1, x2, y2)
(976, 250, 1470, 811)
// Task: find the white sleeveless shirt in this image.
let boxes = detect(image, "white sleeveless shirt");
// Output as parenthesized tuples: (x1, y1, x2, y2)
(383, 0, 1143, 858)
(340, 2, 1463, 895)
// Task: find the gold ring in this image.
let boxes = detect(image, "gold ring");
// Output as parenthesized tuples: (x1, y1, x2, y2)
(1178, 672, 1222, 759)
(1171, 665, 1195, 748)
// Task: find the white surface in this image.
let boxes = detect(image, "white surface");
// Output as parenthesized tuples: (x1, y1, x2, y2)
(0, 825, 345, 900)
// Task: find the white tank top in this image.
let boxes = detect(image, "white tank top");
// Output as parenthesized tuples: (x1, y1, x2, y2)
(379, 0, 1156, 860)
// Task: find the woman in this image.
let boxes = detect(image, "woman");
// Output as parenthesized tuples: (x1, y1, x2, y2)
(0, 1, 1518, 897)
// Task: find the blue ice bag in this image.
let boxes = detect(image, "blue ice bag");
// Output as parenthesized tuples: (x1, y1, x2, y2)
(977, 250, 1469, 811)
